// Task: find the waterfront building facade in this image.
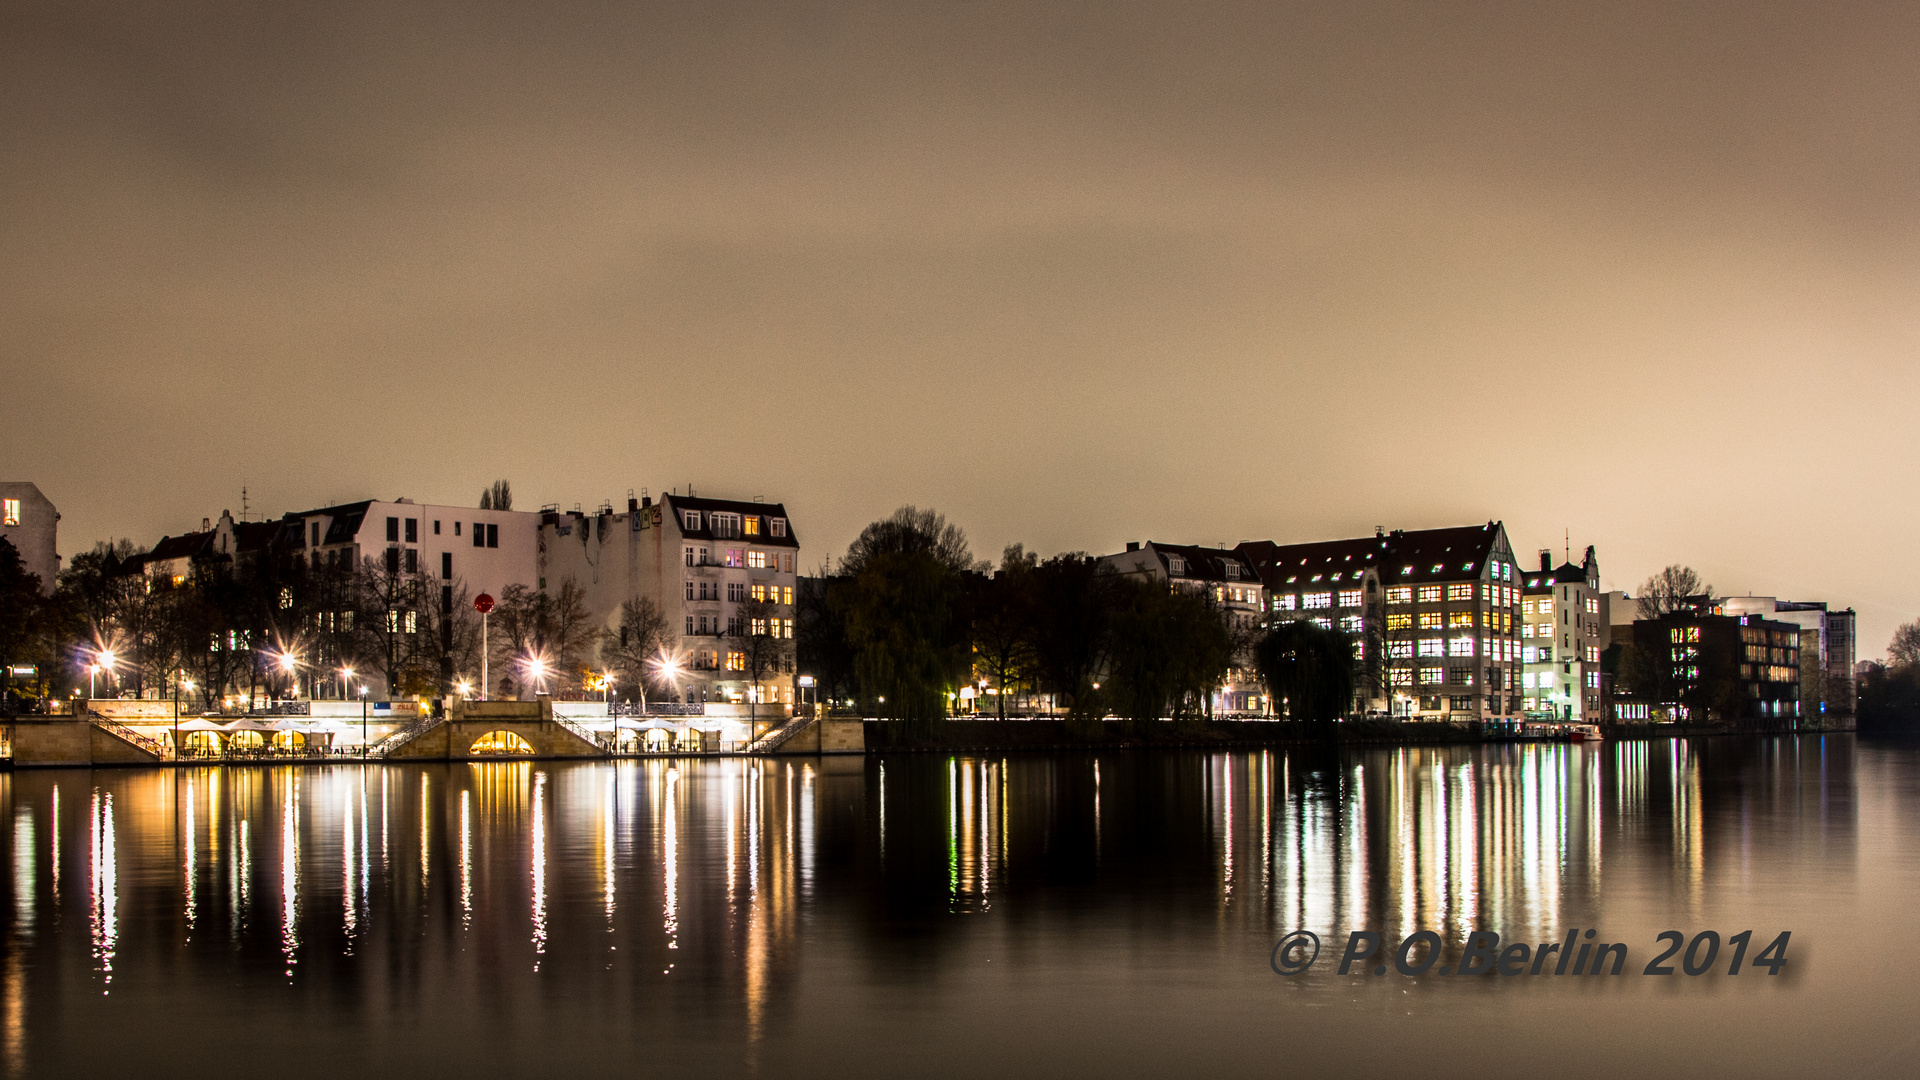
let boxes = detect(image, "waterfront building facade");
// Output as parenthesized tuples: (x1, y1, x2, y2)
(1241, 522, 1525, 726)
(1623, 611, 1802, 729)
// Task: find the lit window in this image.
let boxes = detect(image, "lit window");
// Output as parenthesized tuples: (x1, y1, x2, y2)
(1274, 595, 1298, 612)
(1419, 638, 1445, 657)
(782, 586, 794, 605)
(1420, 667, 1444, 684)
(1448, 611, 1475, 629)
(1387, 613, 1412, 631)
(751, 618, 768, 635)
(1389, 641, 1414, 658)
(1341, 615, 1364, 633)
(2, 499, 19, 526)
(1418, 612, 1442, 629)
(744, 516, 760, 536)
(1449, 636, 1476, 656)
(1391, 668, 1414, 686)
(1387, 586, 1412, 604)
(726, 651, 746, 671)
(726, 549, 744, 568)
(1304, 592, 1333, 609)
(747, 550, 768, 569)
(1447, 584, 1473, 601)
(1338, 589, 1363, 608)
(1310, 573, 1323, 583)
(1417, 586, 1441, 603)
(1587, 671, 1600, 688)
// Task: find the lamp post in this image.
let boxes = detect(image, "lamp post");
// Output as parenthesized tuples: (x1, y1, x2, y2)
(341, 666, 354, 702)
(360, 685, 369, 757)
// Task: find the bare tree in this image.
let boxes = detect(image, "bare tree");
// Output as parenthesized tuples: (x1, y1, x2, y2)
(1637, 565, 1711, 618)
(1890, 619, 1920, 669)
(489, 580, 596, 697)
(598, 597, 670, 702)
(733, 596, 794, 726)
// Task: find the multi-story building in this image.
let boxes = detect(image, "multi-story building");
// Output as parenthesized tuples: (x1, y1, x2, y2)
(1521, 546, 1609, 724)
(539, 492, 800, 711)
(1715, 597, 1856, 718)
(0, 481, 60, 592)
(1241, 522, 1525, 726)
(1097, 542, 1267, 715)
(1623, 611, 1802, 729)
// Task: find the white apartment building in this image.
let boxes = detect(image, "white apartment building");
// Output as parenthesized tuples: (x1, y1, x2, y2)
(1521, 546, 1608, 723)
(539, 491, 800, 711)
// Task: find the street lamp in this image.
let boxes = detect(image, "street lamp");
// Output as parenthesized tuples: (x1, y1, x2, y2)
(341, 666, 354, 702)
(359, 684, 370, 757)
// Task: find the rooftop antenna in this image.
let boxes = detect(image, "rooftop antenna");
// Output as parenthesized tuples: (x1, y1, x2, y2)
(241, 484, 249, 522)
(1564, 528, 1570, 564)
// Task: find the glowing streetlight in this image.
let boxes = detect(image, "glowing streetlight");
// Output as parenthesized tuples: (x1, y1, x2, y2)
(341, 666, 354, 701)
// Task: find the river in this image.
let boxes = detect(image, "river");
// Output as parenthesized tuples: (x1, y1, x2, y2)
(2, 735, 1915, 1078)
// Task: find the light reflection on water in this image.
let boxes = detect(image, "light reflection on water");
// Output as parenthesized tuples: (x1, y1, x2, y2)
(0, 737, 1915, 1078)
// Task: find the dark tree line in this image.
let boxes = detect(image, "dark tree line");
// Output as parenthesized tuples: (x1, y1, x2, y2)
(795, 506, 1358, 741)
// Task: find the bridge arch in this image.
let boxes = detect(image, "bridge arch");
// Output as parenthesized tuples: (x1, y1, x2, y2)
(469, 728, 536, 755)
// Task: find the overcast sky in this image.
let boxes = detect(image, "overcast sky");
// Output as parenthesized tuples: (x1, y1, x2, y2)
(4, 1, 1917, 654)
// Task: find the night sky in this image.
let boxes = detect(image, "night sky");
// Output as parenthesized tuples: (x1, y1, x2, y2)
(4, 2, 1917, 654)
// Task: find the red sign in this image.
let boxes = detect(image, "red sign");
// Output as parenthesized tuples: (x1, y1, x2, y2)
(474, 593, 495, 614)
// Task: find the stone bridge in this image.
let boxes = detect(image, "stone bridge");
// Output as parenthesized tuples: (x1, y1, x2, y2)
(385, 699, 605, 760)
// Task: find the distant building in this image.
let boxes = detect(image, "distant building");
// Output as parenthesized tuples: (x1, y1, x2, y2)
(0, 481, 60, 592)
(1241, 522, 1525, 726)
(1098, 541, 1267, 715)
(1521, 546, 1609, 724)
(1715, 597, 1856, 717)
(540, 492, 800, 711)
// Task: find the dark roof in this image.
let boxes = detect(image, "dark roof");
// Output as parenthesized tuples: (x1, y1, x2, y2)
(1523, 562, 1589, 590)
(147, 531, 213, 562)
(292, 501, 374, 546)
(1240, 522, 1510, 589)
(1238, 536, 1386, 589)
(1109, 542, 1258, 584)
(662, 493, 798, 548)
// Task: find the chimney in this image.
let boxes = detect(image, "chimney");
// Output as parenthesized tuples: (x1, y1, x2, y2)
(1539, 550, 1552, 572)
(1125, 542, 1140, 552)
(628, 497, 638, 512)
(202, 518, 211, 531)
(1375, 525, 1384, 537)
(641, 495, 651, 508)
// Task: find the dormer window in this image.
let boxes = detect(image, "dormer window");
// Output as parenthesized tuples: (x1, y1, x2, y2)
(1168, 556, 1186, 576)
(1225, 564, 1239, 580)
(744, 516, 760, 536)
(770, 517, 787, 537)
(682, 510, 702, 531)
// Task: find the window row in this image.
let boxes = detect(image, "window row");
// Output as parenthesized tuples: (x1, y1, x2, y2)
(680, 510, 789, 538)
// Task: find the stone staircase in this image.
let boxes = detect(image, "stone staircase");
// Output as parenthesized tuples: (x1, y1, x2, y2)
(745, 715, 815, 754)
(86, 711, 173, 762)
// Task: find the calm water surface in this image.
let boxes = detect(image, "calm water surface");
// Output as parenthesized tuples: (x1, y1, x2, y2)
(3, 736, 1916, 1078)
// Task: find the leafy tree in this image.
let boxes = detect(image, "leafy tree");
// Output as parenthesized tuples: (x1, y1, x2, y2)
(0, 537, 47, 709)
(796, 572, 855, 711)
(835, 507, 975, 739)
(970, 544, 1038, 720)
(1255, 619, 1357, 733)
(478, 480, 513, 511)
(1637, 565, 1711, 618)
(1104, 577, 1232, 734)
(1023, 553, 1117, 735)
